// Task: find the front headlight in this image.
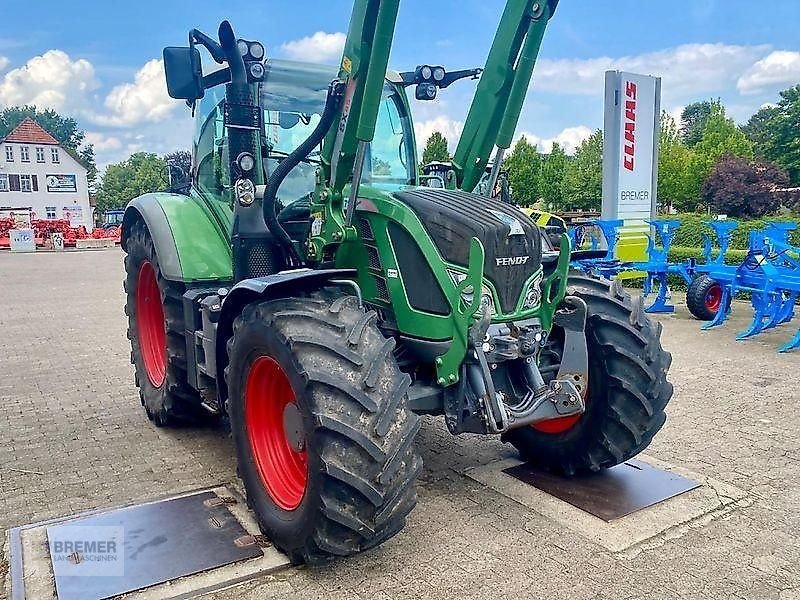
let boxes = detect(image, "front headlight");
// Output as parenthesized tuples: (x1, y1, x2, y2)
(447, 269, 495, 315)
(522, 272, 543, 310)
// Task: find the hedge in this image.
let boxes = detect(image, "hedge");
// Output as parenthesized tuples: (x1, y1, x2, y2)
(669, 213, 800, 249)
(621, 246, 749, 292)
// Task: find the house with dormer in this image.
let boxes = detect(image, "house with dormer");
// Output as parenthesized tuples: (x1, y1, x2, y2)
(0, 117, 92, 231)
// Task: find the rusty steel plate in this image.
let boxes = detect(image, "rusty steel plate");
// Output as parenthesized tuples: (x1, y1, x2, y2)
(46, 491, 263, 600)
(503, 459, 700, 521)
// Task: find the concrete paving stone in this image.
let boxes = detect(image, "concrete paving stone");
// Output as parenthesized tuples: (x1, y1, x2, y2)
(1, 249, 799, 600)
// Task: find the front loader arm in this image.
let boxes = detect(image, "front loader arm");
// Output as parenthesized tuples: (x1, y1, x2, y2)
(452, 0, 559, 193)
(308, 0, 400, 261)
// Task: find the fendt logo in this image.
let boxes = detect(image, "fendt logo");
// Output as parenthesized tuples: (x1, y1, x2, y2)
(495, 256, 530, 267)
(623, 80, 637, 171)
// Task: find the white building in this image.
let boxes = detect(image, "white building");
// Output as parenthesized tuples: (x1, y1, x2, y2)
(0, 117, 92, 231)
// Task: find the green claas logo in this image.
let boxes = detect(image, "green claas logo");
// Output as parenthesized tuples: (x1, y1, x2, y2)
(495, 256, 530, 266)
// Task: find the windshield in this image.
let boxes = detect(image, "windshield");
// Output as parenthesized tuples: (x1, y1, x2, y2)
(193, 59, 415, 209)
(260, 59, 415, 207)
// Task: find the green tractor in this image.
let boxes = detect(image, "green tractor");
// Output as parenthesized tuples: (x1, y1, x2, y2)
(121, 0, 672, 564)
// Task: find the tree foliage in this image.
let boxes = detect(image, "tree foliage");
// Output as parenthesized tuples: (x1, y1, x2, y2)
(680, 101, 714, 147)
(562, 130, 603, 210)
(0, 105, 97, 188)
(743, 85, 800, 184)
(421, 131, 450, 165)
(540, 143, 567, 209)
(669, 101, 754, 212)
(701, 155, 789, 218)
(658, 112, 694, 211)
(95, 153, 168, 213)
(504, 137, 542, 206)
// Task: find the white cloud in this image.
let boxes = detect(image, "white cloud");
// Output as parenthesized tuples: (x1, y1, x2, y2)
(0, 50, 98, 113)
(737, 51, 800, 95)
(0, 56, 8, 72)
(99, 59, 177, 126)
(280, 32, 346, 64)
(517, 125, 593, 155)
(534, 43, 770, 99)
(85, 131, 123, 152)
(414, 116, 464, 154)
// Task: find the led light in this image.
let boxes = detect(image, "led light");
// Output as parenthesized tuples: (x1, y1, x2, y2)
(237, 152, 255, 172)
(424, 83, 437, 98)
(421, 65, 432, 80)
(433, 67, 445, 81)
(522, 273, 543, 309)
(249, 62, 265, 80)
(235, 178, 256, 206)
(249, 42, 265, 59)
(237, 39, 249, 57)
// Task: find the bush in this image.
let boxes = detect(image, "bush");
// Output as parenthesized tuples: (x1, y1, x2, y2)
(668, 213, 800, 249)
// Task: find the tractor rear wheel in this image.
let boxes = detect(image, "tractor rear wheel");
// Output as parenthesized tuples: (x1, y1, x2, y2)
(124, 220, 205, 426)
(225, 293, 421, 565)
(686, 275, 724, 321)
(504, 273, 673, 474)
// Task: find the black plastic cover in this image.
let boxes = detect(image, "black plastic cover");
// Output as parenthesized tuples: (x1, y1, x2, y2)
(393, 189, 542, 313)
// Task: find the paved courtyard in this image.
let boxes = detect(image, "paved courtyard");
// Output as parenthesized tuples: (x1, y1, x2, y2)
(0, 248, 798, 599)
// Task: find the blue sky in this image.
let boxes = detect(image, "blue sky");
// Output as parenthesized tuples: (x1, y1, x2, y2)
(1, 0, 799, 169)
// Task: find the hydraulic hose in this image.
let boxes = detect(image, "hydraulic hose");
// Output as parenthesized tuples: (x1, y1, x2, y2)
(262, 80, 343, 264)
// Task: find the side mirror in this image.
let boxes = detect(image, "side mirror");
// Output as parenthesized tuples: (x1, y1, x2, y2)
(163, 47, 204, 101)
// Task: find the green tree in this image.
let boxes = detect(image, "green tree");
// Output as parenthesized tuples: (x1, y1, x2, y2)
(421, 131, 450, 164)
(686, 101, 753, 209)
(742, 85, 800, 184)
(540, 143, 567, 209)
(0, 105, 97, 188)
(680, 100, 714, 147)
(562, 129, 603, 210)
(657, 112, 694, 211)
(372, 157, 392, 176)
(96, 153, 168, 213)
(504, 137, 542, 206)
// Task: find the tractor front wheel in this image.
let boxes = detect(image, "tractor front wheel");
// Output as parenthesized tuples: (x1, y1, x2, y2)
(124, 220, 205, 425)
(504, 273, 673, 474)
(225, 293, 421, 564)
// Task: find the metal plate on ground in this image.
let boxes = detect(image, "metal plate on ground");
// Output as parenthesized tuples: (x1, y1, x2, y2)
(46, 491, 263, 600)
(503, 459, 700, 521)
(465, 455, 751, 554)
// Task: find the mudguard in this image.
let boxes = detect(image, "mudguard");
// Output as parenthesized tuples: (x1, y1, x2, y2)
(121, 192, 233, 283)
(215, 268, 358, 402)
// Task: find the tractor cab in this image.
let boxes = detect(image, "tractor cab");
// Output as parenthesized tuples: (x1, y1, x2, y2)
(191, 59, 418, 245)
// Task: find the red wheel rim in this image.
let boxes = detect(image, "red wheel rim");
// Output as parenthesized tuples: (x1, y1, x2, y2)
(532, 379, 588, 434)
(531, 410, 582, 434)
(245, 356, 307, 511)
(705, 284, 722, 312)
(136, 261, 167, 387)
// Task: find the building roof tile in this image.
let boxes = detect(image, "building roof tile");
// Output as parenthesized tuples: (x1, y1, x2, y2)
(2, 117, 61, 145)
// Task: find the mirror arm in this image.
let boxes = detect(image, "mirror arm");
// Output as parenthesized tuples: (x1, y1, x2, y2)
(440, 68, 482, 89)
(201, 68, 232, 89)
(189, 29, 225, 63)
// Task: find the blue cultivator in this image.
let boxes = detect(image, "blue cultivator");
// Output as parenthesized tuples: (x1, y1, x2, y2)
(631, 219, 694, 313)
(699, 221, 800, 352)
(569, 219, 629, 280)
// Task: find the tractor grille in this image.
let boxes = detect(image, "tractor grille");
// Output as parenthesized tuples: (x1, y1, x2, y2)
(374, 275, 390, 303)
(358, 217, 375, 241)
(365, 245, 382, 271)
(248, 244, 277, 278)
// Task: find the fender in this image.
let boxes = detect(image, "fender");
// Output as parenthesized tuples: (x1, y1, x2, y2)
(215, 268, 358, 402)
(121, 192, 233, 282)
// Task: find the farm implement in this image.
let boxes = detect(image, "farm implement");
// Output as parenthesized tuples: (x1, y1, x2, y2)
(692, 221, 800, 352)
